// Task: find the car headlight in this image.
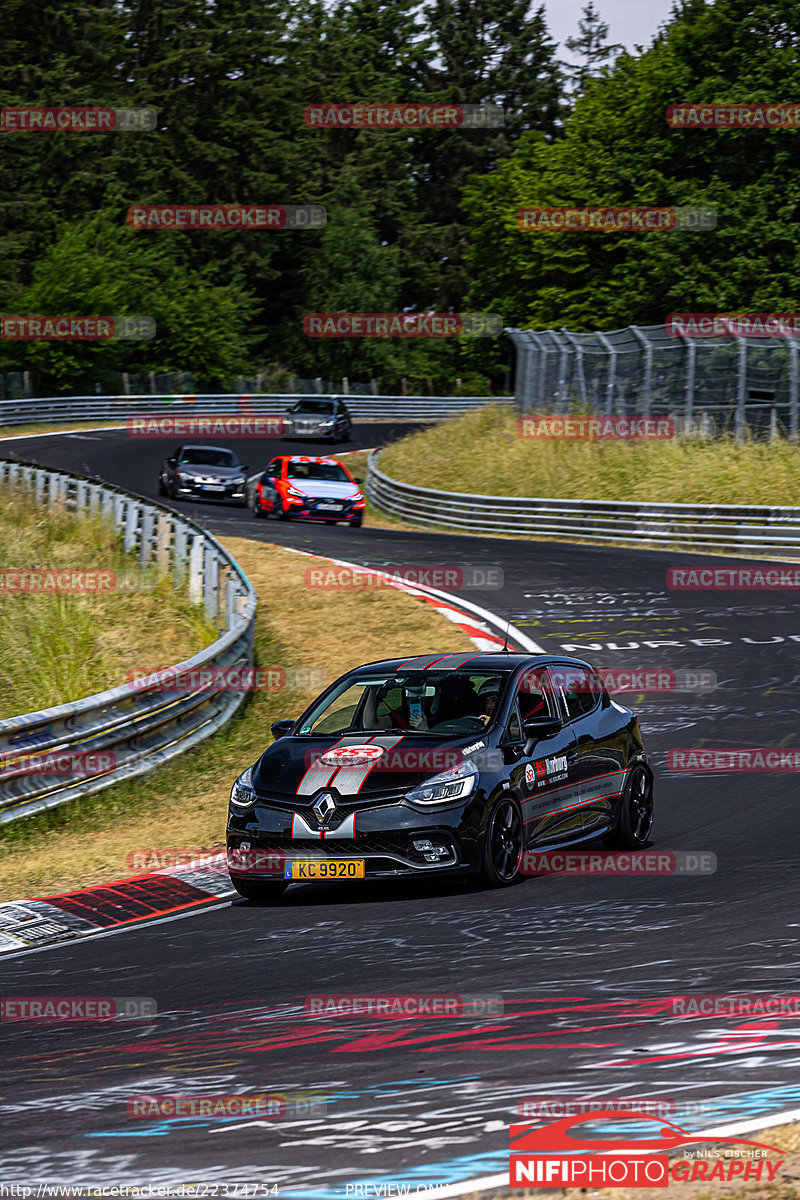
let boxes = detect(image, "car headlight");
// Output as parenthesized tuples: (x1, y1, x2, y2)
(406, 760, 478, 805)
(230, 766, 256, 809)
(231, 476, 246, 484)
(286, 484, 305, 497)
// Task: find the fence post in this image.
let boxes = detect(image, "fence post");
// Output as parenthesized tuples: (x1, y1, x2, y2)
(594, 331, 616, 415)
(342, 377, 349, 395)
(789, 340, 798, 441)
(735, 335, 747, 441)
(629, 326, 653, 416)
(561, 329, 587, 407)
(683, 336, 696, 433)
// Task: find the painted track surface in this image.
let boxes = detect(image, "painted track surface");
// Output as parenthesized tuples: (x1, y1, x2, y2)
(2, 427, 799, 1195)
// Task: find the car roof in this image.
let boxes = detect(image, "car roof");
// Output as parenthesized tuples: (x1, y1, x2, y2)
(347, 652, 595, 674)
(177, 444, 237, 454)
(283, 455, 341, 465)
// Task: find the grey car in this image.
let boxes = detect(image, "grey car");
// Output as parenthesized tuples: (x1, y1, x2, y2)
(158, 444, 249, 506)
(282, 398, 352, 443)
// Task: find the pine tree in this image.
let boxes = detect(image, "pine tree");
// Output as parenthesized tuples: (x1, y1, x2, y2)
(563, 2, 623, 97)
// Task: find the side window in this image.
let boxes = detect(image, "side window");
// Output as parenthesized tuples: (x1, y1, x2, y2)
(505, 668, 550, 740)
(552, 665, 598, 721)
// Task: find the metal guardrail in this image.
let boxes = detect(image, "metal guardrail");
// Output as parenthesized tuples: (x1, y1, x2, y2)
(366, 451, 800, 556)
(0, 459, 257, 824)
(0, 393, 501, 428)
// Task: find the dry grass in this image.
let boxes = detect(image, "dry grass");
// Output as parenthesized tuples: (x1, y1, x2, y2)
(0, 536, 473, 901)
(0, 486, 214, 714)
(378, 404, 800, 506)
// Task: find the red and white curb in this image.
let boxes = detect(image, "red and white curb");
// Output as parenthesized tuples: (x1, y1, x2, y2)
(0, 855, 233, 956)
(279, 545, 544, 655)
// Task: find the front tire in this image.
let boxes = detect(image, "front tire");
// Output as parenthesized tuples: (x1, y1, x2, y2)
(231, 877, 287, 902)
(476, 795, 524, 888)
(349, 515, 363, 527)
(606, 765, 653, 849)
(252, 499, 264, 518)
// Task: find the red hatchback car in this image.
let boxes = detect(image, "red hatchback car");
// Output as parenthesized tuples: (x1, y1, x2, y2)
(252, 454, 366, 526)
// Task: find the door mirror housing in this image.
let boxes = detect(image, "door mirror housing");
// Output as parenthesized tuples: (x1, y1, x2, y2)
(271, 719, 295, 739)
(522, 714, 563, 752)
(354, 477, 363, 484)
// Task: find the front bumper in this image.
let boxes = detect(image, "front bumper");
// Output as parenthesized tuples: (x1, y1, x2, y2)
(227, 796, 485, 879)
(176, 478, 246, 502)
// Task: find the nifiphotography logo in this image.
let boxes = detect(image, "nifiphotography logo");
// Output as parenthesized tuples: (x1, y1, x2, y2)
(509, 1111, 783, 1188)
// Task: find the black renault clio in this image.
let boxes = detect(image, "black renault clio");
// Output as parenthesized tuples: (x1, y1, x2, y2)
(226, 652, 653, 900)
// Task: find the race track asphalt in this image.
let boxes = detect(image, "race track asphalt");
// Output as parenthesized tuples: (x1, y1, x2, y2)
(1, 426, 799, 1196)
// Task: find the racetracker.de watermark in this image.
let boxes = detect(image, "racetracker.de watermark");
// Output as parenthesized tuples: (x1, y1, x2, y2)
(304, 312, 502, 337)
(127, 1092, 326, 1118)
(519, 851, 717, 876)
(304, 994, 503, 1017)
(516, 1096, 710, 1118)
(0, 996, 156, 1021)
(667, 103, 800, 129)
(303, 564, 504, 591)
(1, 316, 155, 341)
(302, 746, 503, 772)
(517, 206, 716, 232)
(543, 666, 717, 693)
(305, 102, 503, 129)
(668, 748, 800, 771)
(666, 312, 800, 337)
(517, 415, 675, 440)
(0, 752, 116, 778)
(668, 565, 800, 589)
(127, 666, 326, 694)
(671, 994, 800, 1016)
(0, 569, 116, 593)
(126, 415, 284, 437)
(127, 204, 326, 230)
(1, 106, 156, 132)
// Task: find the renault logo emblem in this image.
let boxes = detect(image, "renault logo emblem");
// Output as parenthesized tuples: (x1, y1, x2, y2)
(312, 792, 337, 826)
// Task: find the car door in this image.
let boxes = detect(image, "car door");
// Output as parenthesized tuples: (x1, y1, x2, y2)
(502, 666, 580, 847)
(550, 662, 627, 836)
(165, 445, 182, 488)
(261, 457, 283, 511)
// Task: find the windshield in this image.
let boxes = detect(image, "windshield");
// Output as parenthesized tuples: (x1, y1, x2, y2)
(298, 671, 510, 737)
(288, 462, 350, 482)
(290, 401, 335, 414)
(179, 448, 238, 467)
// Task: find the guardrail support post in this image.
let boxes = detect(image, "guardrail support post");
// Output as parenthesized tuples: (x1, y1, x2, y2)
(124, 501, 139, 551)
(156, 513, 171, 571)
(204, 546, 218, 620)
(140, 509, 154, 566)
(189, 535, 204, 604)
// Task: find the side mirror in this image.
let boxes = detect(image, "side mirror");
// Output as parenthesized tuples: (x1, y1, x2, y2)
(271, 719, 295, 739)
(240, 464, 249, 472)
(354, 477, 363, 484)
(522, 714, 563, 752)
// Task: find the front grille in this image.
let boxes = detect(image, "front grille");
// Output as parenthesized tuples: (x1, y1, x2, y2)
(252, 834, 456, 866)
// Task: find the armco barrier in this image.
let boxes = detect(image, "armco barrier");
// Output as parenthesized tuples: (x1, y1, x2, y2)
(0, 459, 257, 824)
(366, 451, 800, 555)
(0, 393, 501, 428)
